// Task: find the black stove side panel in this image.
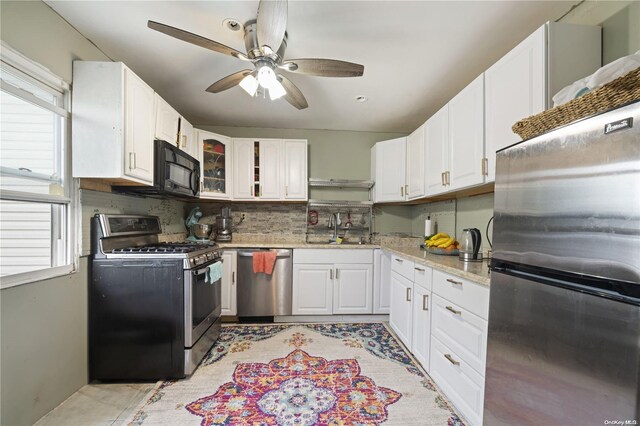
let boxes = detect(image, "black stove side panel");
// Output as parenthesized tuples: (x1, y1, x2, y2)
(90, 259, 185, 380)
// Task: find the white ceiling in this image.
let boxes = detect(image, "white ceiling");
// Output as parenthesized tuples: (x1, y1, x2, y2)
(47, 1, 575, 133)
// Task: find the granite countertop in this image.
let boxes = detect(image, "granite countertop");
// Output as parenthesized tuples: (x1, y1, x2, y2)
(382, 245, 491, 287)
(216, 237, 490, 287)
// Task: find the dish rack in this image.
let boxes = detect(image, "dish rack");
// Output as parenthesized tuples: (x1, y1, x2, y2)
(305, 200, 373, 244)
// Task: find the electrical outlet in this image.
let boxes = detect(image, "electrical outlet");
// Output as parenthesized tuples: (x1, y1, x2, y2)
(241, 213, 246, 220)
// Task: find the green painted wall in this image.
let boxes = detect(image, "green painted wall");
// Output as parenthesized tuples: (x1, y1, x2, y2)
(0, 2, 108, 425)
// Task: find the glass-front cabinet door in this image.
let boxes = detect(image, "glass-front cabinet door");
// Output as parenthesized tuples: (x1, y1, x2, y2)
(196, 130, 232, 199)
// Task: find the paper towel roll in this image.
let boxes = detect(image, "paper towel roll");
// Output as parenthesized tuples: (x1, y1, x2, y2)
(424, 218, 432, 237)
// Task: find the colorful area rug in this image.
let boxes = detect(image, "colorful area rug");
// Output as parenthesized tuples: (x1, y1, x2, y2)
(125, 323, 464, 425)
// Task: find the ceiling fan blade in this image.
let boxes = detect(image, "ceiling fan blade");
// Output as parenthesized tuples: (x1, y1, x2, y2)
(206, 70, 253, 93)
(281, 58, 364, 77)
(279, 75, 308, 110)
(148, 20, 250, 61)
(256, 0, 287, 55)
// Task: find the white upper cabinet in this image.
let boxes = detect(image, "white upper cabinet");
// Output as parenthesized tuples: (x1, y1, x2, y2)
(232, 138, 255, 200)
(257, 139, 282, 200)
(485, 22, 601, 182)
(232, 138, 294, 201)
(425, 75, 485, 197)
(485, 26, 545, 182)
(154, 93, 180, 146)
(197, 130, 232, 200)
(283, 140, 308, 200)
(178, 117, 195, 158)
(372, 137, 407, 202)
(424, 104, 449, 196)
(406, 124, 426, 200)
(448, 75, 485, 191)
(72, 61, 154, 184)
(123, 69, 155, 183)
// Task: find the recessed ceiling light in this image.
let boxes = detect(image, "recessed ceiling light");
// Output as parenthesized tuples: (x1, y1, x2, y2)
(223, 18, 242, 32)
(355, 95, 368, 103)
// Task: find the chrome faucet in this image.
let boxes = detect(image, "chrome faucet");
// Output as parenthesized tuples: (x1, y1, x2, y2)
(329, 213, 339, 242)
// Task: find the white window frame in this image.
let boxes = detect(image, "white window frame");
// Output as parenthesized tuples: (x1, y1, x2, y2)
(0, 42, 79, 289)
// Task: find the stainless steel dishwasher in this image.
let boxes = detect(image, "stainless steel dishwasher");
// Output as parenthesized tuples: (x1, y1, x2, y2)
(237, 249, 293, 317)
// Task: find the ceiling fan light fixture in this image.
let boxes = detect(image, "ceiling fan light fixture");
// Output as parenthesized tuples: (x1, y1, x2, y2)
(239, 74, 259, 96)
(257, 65, 277, 89)
(268, 80, 287, 100)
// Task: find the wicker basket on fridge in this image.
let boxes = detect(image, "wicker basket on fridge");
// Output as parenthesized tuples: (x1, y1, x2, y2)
(512, 66, 640, 140)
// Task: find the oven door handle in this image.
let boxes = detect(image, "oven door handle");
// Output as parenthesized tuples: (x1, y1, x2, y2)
(192, 259, 223, 276)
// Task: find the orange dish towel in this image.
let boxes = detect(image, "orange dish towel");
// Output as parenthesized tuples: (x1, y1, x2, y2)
(253, 251, 277, 275)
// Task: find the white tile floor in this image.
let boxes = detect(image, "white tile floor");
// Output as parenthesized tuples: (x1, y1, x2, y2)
(34, 383, 156, 426)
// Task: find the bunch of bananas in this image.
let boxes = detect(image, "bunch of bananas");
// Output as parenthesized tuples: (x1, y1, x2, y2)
(425, 232, 459, 250)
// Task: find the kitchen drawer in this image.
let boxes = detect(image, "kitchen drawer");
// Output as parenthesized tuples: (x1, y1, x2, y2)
(413, 263, 431, 290)
(432, 269, 489, 319)
(431, 294, 487, 375)
(391, 254, 414, 281)
(430, 336, 485, 426)
(293, 249, 373, 264)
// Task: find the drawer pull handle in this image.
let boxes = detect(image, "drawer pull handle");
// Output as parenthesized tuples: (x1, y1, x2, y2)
(446, 278, 463, 285)
(422, 294, 429, 311)
(406, 288, 411, 302)
(415, 267, 425, 272)
(444, 354, 460, 366)
(446, 306, 461, 315)
(395, 258, 403, 263)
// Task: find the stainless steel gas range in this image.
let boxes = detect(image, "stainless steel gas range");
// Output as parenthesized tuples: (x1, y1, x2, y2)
(89, 214, 222, 380)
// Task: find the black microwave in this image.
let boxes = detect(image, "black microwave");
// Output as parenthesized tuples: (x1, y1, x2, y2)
(114, 140, 200, 199)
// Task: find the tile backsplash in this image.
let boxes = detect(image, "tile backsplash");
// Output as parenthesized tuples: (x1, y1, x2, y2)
(192, 203, 308, 235)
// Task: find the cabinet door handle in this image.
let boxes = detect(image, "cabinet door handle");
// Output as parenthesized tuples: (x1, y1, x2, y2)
(335, 268, 340, 279)
(330, 269, 334, 280)
(406, 288, 411, 302)
(446, 278, 463, 286)
(405, 184, 408, 195)
(232, 271, 235, 284)
(394, 258, 403, 263)
(250, 185, 254, 196)
(423, 294, 429, 311)
(446, 306, 461, 315)
(481, 157, 488, 176)
(400, 186, 404, 197)
(444, 354, 460, 366)
(414, 267, 425, 272)
(285, 185, 289, 196)
(441, 172, 445, 186)
(446, 171, 450, 185)
(259, 185, 263, 197)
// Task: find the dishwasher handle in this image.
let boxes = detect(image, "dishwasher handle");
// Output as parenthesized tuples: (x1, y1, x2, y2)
(237, 249, 291, 258)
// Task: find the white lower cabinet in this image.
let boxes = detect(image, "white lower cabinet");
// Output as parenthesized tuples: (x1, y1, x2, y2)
(221, 251, 237, 316)
(333, 263, 373, 314)
(411, 281, 432, 372)
(373, 250, 391, 314)
(386, 253, 489, 425)
(292, 249, 374, 315)
(292, 264, 334, 315)
(429, 271, 490, 426)
(389, 272, 413, 348)
(430, 337, 485, 426)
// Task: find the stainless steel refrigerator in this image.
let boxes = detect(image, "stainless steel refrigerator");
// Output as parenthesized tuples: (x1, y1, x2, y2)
(485, 101, 640, 425)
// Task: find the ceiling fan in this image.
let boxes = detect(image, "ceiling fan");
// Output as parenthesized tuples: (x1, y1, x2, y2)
(148, 0, 364, 110)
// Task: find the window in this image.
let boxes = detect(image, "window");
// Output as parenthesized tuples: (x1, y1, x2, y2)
(0, 43, 76, 288)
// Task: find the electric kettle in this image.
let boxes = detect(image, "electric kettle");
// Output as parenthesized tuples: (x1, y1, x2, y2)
(459, 228, 483, 262)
